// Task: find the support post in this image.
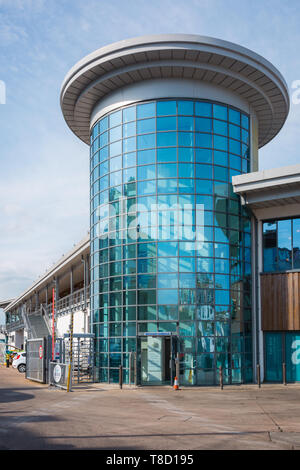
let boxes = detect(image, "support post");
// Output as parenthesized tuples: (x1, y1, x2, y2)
(219, 366, 223, 390)
(129, 351, 132, 386)
(176, 352, 180, 385)
(52, 285, 56, 362)
(134, 352, 137, 386)
(67, 310, 74, 392)
(257, 364, 261, 388)
(283, 363, 287, 386)
(119, 365, 123, 389)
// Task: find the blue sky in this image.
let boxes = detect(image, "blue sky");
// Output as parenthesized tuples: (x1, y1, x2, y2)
(0, 0, 300, 319)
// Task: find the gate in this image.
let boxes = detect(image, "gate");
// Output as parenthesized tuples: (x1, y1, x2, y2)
(49, 362, 70, 390)
(25, 337, 50, 383)
(63, 333, 94, 384)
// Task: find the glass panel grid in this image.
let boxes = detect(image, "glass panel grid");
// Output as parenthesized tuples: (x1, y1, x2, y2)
(90, 99, 251, 384)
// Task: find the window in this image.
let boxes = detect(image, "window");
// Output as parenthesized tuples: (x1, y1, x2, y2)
(90, 99, 251, 385)
(263, 218, 300, 272)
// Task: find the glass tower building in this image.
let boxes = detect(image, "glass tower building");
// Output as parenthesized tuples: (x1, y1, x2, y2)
(61, 35, 289, 386)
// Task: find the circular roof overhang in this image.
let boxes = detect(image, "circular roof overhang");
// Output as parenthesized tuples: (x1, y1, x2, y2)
(60, 34, 289, 147)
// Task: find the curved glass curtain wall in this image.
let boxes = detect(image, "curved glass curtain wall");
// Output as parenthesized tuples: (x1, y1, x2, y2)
(90, 99, 252, 385)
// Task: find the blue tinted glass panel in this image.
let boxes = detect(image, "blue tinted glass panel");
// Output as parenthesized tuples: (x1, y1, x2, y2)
(123, 121, 136, 138)
(157, 147, 177, 162)
(195, 102, 212, 117)
(196, 180, 213, 194)
(158, 289, 178, 304)
(123, 106, 136, 123)
(195, 164, 212, 179)
(229, 108, 240, 125)
(293, 219, 300, 269)
(179, 163, 194, 178)
(137, 118, 155, 134)
(286, 333, 300, 382)
(241, 114, 249, 129)
(157, 116, 177, 131)
(157, 163, 177, 178)
(157, 100, 177, 116)
(178, 116, 194, 131)
(214, 119, 228, 136)
(195, 133, 212, 148)
(178, 147, 194, 162)
(99, 116, 108, 133)
(123, 167, 136, 183)
(137, 102, 155, 119)
(110, 125, 122, 142)
(195, 149, 212, 164)
(278, 219, 292, 270)
(137, 134, 156, 150)
(137, 149, 155, 165)
(123, 152, 136, 168)
(178, 100, 194, 115)
(213, 104, 227, 120)
(263, 221, 277, 272)
(158, 241, 178, 257)
(157, 132, 177, 147)
(109, 110, 122, 127)
(214, 135, 228, 151)
(265, 333, 283, 382)
(110, 141, 122, 157)
(137, 180, 156, 195)
(137, 165, 156, 181)
(178, 132, 193, 147)
(229, 124, 241, 140)
(229, 139, 241, 155)
(195, 117, 212, 133)
(157, 179, 177, 193)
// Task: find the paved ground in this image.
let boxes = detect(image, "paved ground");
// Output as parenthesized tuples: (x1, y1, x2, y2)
(1, 364, 300, 450)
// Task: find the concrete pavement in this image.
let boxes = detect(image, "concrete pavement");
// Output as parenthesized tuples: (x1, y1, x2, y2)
(1, 364, 300, 450)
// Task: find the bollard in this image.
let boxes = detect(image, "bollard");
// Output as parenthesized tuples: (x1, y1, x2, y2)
(119, 365, 123, 389)
(6, 354, 9, 368)
(282, 363, 287, 386)
(134, 352, 137, 386)
(219, 366, 223, 390)
(129, 352, 132, 386)
(175, 352, 180, 385)
(257, 364, 261, 388)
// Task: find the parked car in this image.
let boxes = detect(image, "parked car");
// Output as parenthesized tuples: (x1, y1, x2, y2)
(12, 352, 26, 373)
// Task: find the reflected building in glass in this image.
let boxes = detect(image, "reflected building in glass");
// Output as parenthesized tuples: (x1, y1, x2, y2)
(61, 35, 289, 385)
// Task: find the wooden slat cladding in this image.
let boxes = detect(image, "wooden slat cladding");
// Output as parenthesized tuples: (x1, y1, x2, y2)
(261, 272, 300, 330)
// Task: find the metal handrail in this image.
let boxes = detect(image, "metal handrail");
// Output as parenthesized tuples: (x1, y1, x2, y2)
(45, 286, 90, 317)
(6, 286, 90, 330)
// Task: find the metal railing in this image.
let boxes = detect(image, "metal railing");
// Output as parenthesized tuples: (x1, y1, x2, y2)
(44, 286, 90, 318)
(6, 319, 24, 333)
(6, 286, 90, 334)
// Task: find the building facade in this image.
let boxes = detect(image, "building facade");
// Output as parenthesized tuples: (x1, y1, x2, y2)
(233, 165, 300, 384)
(4, 236, 90, 351)
(60, 35, 290, 385)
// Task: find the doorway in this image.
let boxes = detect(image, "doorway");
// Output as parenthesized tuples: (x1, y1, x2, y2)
(140, 335, 175, 385)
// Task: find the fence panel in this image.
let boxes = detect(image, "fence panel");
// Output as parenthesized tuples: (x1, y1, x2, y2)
(25, 337, 46, 383)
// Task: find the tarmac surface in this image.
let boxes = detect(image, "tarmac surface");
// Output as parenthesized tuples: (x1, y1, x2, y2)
(1, 364, 300, 450)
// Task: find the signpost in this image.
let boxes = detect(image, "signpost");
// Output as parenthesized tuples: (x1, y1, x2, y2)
(66, 311, 74, 392)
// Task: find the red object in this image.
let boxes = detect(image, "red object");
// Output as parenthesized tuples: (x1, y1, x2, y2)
(173, 376, 179, 390)
(39, 346, 43, 359)
(52, 287, 55, 361)
(16, 355, 20, 360)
